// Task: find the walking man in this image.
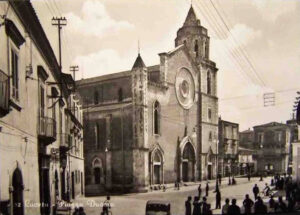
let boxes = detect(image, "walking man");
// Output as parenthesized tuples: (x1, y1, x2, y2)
(222, 198, 230, 215)
(216, 189, 221, 209)
(252, 184, 259, 200)
(243, 194, 254, 215)
(227, 199, 240, 215)
(198, 184, 202, 198)
(185, 196, 192, 215)
(205, 182, 209, 197)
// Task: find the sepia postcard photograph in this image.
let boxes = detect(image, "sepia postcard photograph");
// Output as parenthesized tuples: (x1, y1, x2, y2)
(0, 0, 299, 214)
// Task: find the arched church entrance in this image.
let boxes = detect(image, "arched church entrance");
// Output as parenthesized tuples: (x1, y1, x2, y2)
(182, 142, 195, 182)
(93, 158, 104, 185)
(207, 153, 212, 180)
(150, 148, 164, 185)
(12, 167, 24, 215)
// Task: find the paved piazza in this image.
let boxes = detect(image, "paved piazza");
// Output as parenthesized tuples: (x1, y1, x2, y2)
(72, 177, 273, 215)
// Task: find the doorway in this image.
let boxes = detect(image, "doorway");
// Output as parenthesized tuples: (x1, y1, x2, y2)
(182, 162, 189, 182)
(71, 172, 75, 199)
(207, 165, 212, 180)
(12, 168, 24, 215)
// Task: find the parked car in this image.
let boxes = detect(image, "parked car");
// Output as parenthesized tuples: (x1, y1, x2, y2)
(146, 200, 171, 215)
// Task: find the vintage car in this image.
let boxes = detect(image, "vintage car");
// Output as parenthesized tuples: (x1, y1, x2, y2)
(145, 200, 171, 215)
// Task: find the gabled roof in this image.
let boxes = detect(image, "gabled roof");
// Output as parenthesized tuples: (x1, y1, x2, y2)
(240, 129, 254, 133)
(253, 121, 288, 128)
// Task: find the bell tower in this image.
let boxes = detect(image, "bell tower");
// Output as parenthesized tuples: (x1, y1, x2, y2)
(175, 6, 210, 64)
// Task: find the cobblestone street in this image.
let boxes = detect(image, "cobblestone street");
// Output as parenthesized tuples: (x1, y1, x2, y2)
(72, 177, 273, 215)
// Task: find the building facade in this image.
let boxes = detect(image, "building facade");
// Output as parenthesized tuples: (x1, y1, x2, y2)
(218, 119, 239, 177)
(239, 129, 255, 149)
(0, 1, 84, 215)
(254, 122, 290, 175)
(77, 6, 219, 195)
(238, 147, 256, 176)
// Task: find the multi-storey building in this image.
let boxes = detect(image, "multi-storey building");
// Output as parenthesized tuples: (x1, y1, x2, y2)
(254, 122, 290, 175)
(218, 118, 239, 177)
(239, 129, 255, 149)
(0, 1, 84, 215)
(77, 6, 219, 195)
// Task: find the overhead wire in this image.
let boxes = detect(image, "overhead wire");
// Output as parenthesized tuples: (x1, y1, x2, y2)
(201, 0, 265, 87)
(192, 1, 255, 87)
(211, 0, 266, 87)
(194, 0, 262, 88)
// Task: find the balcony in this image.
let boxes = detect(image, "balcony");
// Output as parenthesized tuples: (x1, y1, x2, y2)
(0, 70, 10, 117)
(60, 133, 72, 152)
(38, 116, 56, 144)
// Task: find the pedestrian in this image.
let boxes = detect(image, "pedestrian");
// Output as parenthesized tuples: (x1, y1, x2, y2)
(215, 189, 221, 209)
(228, 176, 231, 185)
(254, 196, 267, 214)
(205, 204, 213, 215)
(271, 178, 274, 186)
(205, 182, 209, 197)
(287, 196, 295, 212)
(277, 196, 287, 212)
(247, 173, 251, 182)
(218, 173, 222, 185)
(263, 183, 270, 197)
(192, 196, 201, 215)
(227, 199, 240, 215)
(269, 195, 276, 210)
(78, 207, 86, 215)
(222, 198, 230, 215)
(259, 174, 263, 181)
(198, 184, 202, 198)
(243, 194, 254, 215)
(232, 177, 236, 185)
(73, 207, 79, 215)
(102, 196, 111, 215)
(185, 196, 192, 215)
(202, 197, 209, 214)
(252, 184, 259, 200)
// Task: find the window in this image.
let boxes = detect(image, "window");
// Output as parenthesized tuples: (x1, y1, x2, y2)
(154, 101, 160, 135)
(94, 91, 98, 105)
(258, 132, 264, 144)
(277, 131, 282, 142)
(194, 40, 199, 57)
(208, 108, 212, 121)
(118, 88, 123, 102)
(40, 86, 45, 117)
(95, 123, 100, 149)
(209, 131, 212, 141)
(11, 49, 19, 100)
(207, 71, 211, 95)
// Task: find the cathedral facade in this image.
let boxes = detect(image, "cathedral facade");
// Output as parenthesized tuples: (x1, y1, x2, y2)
(77, 6, 219, 195)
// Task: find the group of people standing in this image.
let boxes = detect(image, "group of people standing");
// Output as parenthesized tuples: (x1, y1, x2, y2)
(185, 174, 300, 215)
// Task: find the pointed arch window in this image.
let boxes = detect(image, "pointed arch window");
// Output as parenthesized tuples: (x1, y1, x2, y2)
(94, 91, 99, 105)
(194, 40, 199, 58)
(207, 71, 211, 95)
(154, 101, 160, 135)
(118, 88, 123, 102)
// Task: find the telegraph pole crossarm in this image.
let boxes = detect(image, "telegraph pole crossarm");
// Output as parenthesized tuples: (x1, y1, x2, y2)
(52, 17, 67, 71)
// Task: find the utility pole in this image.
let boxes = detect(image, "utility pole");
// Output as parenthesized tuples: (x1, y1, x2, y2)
(52, 17, 67, 70)
(70, 66, 79, 81)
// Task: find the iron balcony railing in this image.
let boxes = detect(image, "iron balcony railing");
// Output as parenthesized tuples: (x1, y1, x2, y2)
(38, 116, 57, 143)
(0, 70, 9, 116)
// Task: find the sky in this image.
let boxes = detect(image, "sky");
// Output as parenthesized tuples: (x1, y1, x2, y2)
(30, 0, 300, 131)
